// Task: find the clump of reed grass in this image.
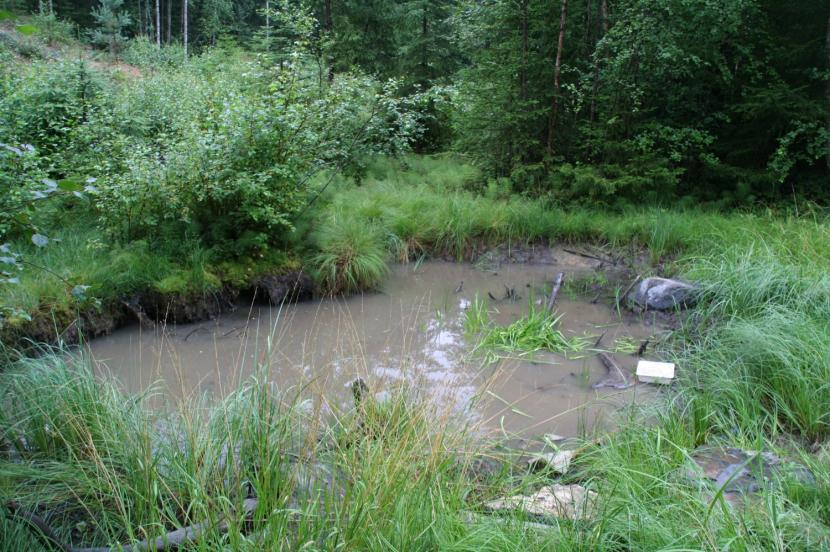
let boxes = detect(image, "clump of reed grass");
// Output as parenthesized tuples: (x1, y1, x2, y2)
(0, 348, 564, 550)
(311, 212, 389, 294)
(465, 298, 591, 363)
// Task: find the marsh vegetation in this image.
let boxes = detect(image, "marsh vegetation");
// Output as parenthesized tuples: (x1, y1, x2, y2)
(1, 1, 830, 550)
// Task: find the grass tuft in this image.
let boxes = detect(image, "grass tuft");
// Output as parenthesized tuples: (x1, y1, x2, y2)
(311, 211, 389, 294)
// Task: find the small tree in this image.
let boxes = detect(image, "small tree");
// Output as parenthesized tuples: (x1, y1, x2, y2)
(89, 0, 131, 56)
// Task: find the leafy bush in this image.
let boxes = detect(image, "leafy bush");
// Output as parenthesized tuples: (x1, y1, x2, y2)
(544, 160, 681, 207)
(28, 14, 76, 45)
(121, 37, 185, 69)
(0, 60, 98, 160)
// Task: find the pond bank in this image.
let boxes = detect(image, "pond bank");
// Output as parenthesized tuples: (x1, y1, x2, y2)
(87, 256, 665, 439)
(0, 242, 654, 355)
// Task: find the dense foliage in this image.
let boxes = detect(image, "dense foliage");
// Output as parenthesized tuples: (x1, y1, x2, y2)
(3, 0, 825, 205)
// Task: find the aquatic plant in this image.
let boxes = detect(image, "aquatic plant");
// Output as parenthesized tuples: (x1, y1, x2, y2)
(468, 303, 592, 363)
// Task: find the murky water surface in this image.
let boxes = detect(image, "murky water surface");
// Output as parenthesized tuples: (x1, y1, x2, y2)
(88, 254, 661, 439)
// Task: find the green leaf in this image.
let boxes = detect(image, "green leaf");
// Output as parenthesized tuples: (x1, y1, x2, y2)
(16, 24, 38, 36)
(57, 177, 86, 193)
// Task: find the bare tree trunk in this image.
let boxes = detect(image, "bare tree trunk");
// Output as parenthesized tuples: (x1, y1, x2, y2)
(421, 7, 428, 79)
(146, 0, 152, 36)
(546, 0, 568, 157)
(265, 0, 270, 46)
(826, 16, 830, 170)
(590, 0, 608, 122)
(166, 0, 172, 43)
(324, 0, 334, 81)
(183, 0, 188, 59)
(155, 0, 161, 46)
(520, 0, 528, 102)
(38, 1, 44, 15)
(137, 0, 143, 35)
(48, 0, 53, 16)
(600, 0, 609, 33)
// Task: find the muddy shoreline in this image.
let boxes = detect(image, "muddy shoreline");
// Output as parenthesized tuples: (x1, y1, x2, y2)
(0, 270, 314, 353)
(1, 243, 657, 354)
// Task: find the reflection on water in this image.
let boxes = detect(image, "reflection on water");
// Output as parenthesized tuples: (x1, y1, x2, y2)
(88, 259, 662, 439)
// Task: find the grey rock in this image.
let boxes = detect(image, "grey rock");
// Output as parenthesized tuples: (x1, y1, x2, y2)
(485, 484, 596, 521)
(630, 277, 697, 311)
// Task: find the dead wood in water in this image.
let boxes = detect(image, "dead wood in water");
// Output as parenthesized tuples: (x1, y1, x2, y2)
(592, 352, 634, 390)
(546, 272, 565, 312)
(121, 298, 155, 329)
(6, 498, 259, 552)
(617, 274, 641, 311)
(562, 247, 615, 265)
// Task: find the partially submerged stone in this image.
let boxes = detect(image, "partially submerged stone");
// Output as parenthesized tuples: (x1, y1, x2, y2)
(528, 450, 576, 474)
(636, 360, 675, 384)
(485, 484, 596, 521)
(686, 446, 815, 505)
(630, 277, 697, 311)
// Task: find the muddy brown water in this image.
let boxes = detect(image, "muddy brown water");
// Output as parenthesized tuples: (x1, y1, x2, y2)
(87, 251, 662, 440)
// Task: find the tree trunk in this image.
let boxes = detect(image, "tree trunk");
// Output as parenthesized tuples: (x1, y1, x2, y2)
(155, 0, 161, 46)
(324, 0, 334, 81)
(546, 0, 568, 157)
(421, 7, 428, 80)
(826, 15, 829, 170)
(166, 0, 172, 43)
(137, 0, 143, 36)
(590, 0, 608, 122)
(520, 0, 528, 102)
(183, 0, 188, 59)
(600, 0, 609, 33)
(265, 0, 270, 47)
(48, 0, 53, 16)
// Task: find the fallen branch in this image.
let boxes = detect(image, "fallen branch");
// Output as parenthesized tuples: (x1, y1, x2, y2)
(562, 248, 614, 265)
(616, 275, 641, 311)
(6, 501, 70, 552)
(121, 299, 155, 329)
(6, 498, 258, 552)
(546, 272, 565, 312)
(591, 352, 634, 390)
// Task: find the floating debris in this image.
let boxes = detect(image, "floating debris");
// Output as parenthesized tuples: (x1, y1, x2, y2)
(636, 360, 675, 384)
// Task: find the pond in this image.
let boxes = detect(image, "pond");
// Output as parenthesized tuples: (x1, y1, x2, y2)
(87, 250, 661, 440)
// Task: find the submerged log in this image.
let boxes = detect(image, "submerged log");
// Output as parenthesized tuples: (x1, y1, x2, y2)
(591, 352, 634, 390)
(121, 298, 155, 329)
(546, 272, 565, 312)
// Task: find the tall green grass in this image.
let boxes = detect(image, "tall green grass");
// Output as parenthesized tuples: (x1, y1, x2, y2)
(6, 156, 830, 548)
(464, 298, 592, 363)
(310, 211, 389, 294)
(0, 350, 571, 550)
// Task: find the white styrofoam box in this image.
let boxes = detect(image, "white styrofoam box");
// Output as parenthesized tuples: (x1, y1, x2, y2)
(636, 360, 675, 384)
